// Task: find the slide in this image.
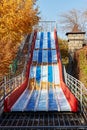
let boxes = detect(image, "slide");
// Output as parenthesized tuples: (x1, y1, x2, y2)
(4, 31, 78, 112)
(11, 31, 78, 112)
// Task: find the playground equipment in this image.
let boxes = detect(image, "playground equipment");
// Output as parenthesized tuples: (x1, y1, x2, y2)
(0, 21, 87, 129)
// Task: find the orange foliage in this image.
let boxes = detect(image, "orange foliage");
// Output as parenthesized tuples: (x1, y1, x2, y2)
(0, 0, 39, 76)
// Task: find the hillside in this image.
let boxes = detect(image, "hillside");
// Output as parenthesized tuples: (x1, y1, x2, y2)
(74, 46, 87, 88)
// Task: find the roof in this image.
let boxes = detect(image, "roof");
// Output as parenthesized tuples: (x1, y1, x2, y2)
(66, 32, 86, 35)
(66, 24, 85, 35)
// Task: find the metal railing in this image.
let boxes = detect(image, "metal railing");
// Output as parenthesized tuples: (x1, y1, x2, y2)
(64, 66, 87, 113)
(0, 35, 28, 85)
(33, 21, 57, 32)
(0, 33, 34, 115)
(0, 67, 24, 115)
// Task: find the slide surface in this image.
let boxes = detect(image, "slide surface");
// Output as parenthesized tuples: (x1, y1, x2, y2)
(11, 32, 77, 112)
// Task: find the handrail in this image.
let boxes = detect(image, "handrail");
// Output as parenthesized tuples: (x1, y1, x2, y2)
(0, 33, 34, 115)
(63, 66, 87, 113)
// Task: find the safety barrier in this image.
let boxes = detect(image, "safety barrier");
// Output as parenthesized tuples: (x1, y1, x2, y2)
(54, 30, 78, 112)
(64, 66, 87, 114)
(34, 21, 57, 32)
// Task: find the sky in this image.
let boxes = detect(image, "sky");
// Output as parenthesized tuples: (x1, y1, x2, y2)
(36, 0, 87, 38)
(37, 0, 87, 20)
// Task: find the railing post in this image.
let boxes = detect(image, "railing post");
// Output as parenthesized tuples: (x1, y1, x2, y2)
(76, 79, 78, 99)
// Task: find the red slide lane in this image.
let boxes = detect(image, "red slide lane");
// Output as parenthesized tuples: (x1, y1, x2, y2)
(4, 32, 37, 112)
(54, 30, 78, 112)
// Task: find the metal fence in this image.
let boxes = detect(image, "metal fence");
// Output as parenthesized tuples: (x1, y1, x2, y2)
(0, 35, 28, 85)
(33, 21, 57, 32)
(64, 66, 87, 114)
(0, 33, 34, 115)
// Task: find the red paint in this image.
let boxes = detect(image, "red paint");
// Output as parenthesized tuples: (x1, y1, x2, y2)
(60, 81, 78, 112)
(54, 30, 78, 112)
(4, 78, 28, 112)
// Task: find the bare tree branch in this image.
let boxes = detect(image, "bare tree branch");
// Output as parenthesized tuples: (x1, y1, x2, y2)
(59, 9, 87, 33)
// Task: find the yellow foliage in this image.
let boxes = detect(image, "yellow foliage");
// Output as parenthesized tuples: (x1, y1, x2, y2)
(0, 0, 39, 76)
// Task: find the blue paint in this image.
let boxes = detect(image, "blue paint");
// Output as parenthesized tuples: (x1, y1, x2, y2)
(38, 49, 42, 63)
(41, 32, 44, 39)
(36, 66, 41, 84)
(48, 39, 51, 49)
(48, 50, 52, 63)
(40, 32, 43, 49)
(47, 32, 51, 49)
(40, 40, 43, 49)
(47, 32, 50, 40)
(25, 91, 38, 111)
(48, 90, 58, 111)
(48, 65, 53, 83)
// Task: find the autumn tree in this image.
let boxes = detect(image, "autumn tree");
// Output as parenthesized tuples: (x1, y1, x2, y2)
(0, 0, 39, 76)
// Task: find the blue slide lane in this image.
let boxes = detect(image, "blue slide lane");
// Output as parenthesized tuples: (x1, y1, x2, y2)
(40, 32, 43, 49)
(48, 65, 53, 83)
(41, 32, 44, 39)
(40, 39, 43, 49)
(36, 66, 41, 84)
(47, 32, 50, 40)
(48, 39, 51, 49)
(47, 32, 51, 49)
(52, 50, 57, 63)
(25, 90, 38, 111)
(48, 90, 58, 111)
(38, 49, 42, 63)
(48, 50, 52, 63)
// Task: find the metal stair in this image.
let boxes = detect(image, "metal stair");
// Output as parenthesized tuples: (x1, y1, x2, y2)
(0, 112, 87, 130)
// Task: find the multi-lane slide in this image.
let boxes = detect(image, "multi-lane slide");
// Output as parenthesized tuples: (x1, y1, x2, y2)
(5, 31, 78, 112)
